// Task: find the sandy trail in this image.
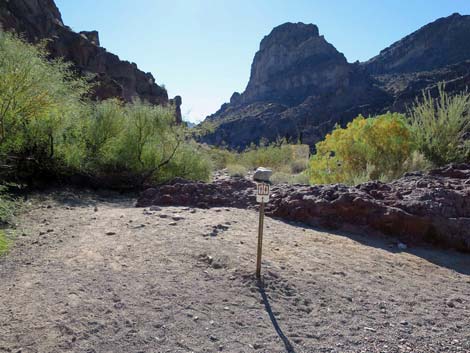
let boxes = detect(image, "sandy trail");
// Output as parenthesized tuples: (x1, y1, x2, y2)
(0, 190, 469, 353)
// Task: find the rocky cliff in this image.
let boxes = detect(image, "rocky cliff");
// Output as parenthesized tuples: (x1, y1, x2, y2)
(0, 0, 170, 105)
(202, 13, 470, 150)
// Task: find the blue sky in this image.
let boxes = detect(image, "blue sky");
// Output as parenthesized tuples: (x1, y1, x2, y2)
(56, 0, 470, 123)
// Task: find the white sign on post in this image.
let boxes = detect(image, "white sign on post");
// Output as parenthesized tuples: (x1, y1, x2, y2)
(256, 182, 270, 203)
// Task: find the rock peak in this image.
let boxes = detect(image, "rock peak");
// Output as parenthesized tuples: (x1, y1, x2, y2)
(260, 22, 319, 51)
(240, 22, 347, 106)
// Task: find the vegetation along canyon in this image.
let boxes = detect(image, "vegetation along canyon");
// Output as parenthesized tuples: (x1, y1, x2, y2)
(0, 0, 469, 352)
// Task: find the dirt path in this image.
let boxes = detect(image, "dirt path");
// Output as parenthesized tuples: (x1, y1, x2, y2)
(0, 190, 469, 353)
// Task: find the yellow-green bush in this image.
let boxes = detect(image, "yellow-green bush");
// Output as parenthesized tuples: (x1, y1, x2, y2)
(308, 113, 416, 185)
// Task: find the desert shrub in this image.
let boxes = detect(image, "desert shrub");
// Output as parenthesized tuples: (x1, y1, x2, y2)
(157, 141, 212, 182)
(401, 151, 432, 174)
(226, 164, 248, 177)
(66, 99, 212, 184)
(0, 231, 8, 255)
(0, 31, 89, 180)
(290, 159, 308, 174)
(409, 84, 470, 166)
(0, 185, 19, 255)
(203, 146, 237, 170)
(271, 172, 309, 185)
(237, 141, 309, 173)
(239, 141, 293, 171)
(0, 185, 16, 225)
(203, 140, 309, 176)
(308, 113, 416, 185)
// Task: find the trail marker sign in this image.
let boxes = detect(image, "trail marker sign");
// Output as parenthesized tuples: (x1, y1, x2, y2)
(255, 181, 270, 279)
(256, 182, 270, 203)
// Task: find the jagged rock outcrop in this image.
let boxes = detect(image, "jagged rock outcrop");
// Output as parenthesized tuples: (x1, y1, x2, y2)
(202, 14, 470, 150)
(137, 164, 470, 252)
(241, 23, 351, 106)
(169, 96, 183, 124)
(0, 0, 168, 105)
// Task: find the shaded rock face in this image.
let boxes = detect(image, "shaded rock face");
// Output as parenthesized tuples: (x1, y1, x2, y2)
(242, 23, 350, 106)
(137, 164, 470, 252)
(202, 14, 470, 150)
(0, 0, 168, 105)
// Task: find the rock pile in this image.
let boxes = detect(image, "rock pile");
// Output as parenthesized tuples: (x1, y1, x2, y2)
(137, 164, 470, 252)
(137, 178, 257, 209)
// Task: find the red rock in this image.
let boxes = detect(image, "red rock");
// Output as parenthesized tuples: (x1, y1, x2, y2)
(137, 164, 470, 252)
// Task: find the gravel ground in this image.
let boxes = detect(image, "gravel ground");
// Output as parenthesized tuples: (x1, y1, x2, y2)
(0, 190, 469, 353)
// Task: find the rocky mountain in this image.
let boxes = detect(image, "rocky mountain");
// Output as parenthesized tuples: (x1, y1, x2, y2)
(202, 13, 470, 150)
(365, 13, 470, 75)
(0, 0, 177, 108)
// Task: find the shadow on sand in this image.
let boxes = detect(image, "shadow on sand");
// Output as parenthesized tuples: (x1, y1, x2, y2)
(257, 279, 297, 353)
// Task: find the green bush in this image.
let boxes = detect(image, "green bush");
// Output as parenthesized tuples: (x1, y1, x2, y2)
(157, 141, 212, 182)
(0, 31, 89, 180)
(203, 146, 237, 170)
(0, 31, 211, 186)
(203, 140, 309, 177)
(308, 113, 417, 185)
(238, 141, 296, 172)
(226, 164, 248, 177)
(62, 99, 212, 184)
(409, 84, 470, 166)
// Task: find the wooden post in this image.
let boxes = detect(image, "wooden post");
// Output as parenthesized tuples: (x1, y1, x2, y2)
(256, 200, 265, 279)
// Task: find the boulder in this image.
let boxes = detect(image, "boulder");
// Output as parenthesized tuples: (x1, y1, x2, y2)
(253, 167, 273, 182)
